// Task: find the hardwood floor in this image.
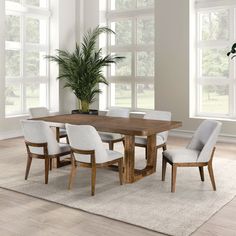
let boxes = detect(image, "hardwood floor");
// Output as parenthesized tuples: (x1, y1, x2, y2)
(0, 136, 236, 236)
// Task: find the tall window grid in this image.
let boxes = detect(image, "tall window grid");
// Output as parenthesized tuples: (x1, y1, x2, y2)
(101, 0, 155, 110)
(194, 1, 236, 119)
(5, 0, 50, 116)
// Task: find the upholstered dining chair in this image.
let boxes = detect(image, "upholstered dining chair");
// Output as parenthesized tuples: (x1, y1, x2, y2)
(21, 120, 71, 184)
(66, 124, 123, 196)
(135, 110, 171, 158)
(29, 107, 67, 142)
(162, 120, 222, 193)
(99, 108, 130, 150)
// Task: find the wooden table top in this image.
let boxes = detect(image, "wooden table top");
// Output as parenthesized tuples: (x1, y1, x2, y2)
(33, 114, 182, 136)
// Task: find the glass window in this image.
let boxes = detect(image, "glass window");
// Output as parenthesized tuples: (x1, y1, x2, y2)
(5, 50, 20, 77)
(111, 52, 132, 76)
(200, 9, 229, 41)
(5, 84, 21, 115)
(4, 0, 50, 116)
(200, 85, 229, 114)
(194, 5, 234, 118)
(137, 51, 154, 76)
(111, 20, 132, 46)
(136, 83, 154, 109)
(137, 0, 154, 8)
(105, 0, 155, 110)
(201, 48, 229, 77)
(137, 17, 154, 45)
(5, 15, 20, 42)
(110, 0, 135, 11)
(110, 83, 132, 107)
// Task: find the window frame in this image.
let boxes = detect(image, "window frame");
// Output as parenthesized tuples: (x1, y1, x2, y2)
(192, 1, 236, 120)
(4, 0, 52, 117)
(100, 0, 155, 111)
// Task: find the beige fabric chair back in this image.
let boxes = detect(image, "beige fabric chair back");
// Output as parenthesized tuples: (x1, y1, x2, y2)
(144, 110, 171, 143)
(29, 107, 49, 118)
(21, 120, 60, 155)
(187, 120, 222, 162)
(66, 124, 108, 163)
(107, 108, 130, 118)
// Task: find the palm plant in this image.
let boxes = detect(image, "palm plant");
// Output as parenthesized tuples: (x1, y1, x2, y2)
(227, 43, 236, 59)
(46, 26, 124, 113)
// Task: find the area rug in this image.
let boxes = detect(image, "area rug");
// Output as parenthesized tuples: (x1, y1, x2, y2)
(0, 144, 236, 236)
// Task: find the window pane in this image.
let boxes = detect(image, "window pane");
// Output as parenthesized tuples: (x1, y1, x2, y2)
(7, 0, 20, 3)
(137, 51, 154, 76)
(137, 83, 154, 109)
(200, 9, 229, 41)
(26, 17, 47, 44)
(137, 17, 154, 45)
(25, 51, 47, 77)
(111, 83, 131, 107)
(5, 84, 21, 115)
(201, 48, 229, 77)
(200, 85, 229, 114)
(25, 83, 47, 109)
(137, 0, 154, 8)
(110, 0, 135, 11)
(25, 0, 47, 8)
(5, 50, 20, 77)
(111, 20, 132, 46)
(111, 52, 132, 76)
(5, 15, 20, 42)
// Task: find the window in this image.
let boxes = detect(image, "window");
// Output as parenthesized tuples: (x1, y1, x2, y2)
(100, 0, 155, 110)
(193, 0, 236, 119)
(4, 0, 50, 116)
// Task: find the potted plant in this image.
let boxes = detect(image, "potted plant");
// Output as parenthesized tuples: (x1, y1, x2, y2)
(227, 43, 236, 59)
(46, 26, 124, 114)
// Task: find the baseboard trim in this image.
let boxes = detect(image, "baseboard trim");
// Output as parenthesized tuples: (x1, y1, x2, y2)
(170, 129, 236, 143)
(0, 130, 22, 140)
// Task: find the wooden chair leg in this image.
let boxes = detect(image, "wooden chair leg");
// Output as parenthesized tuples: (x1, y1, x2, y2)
(68, 158, 77, 190)
(91, 163, 96, 196)
(171, 165, 177, 193)
(162, 157, 167, 181)
(25, 156, 32, 180)
(45, 157, 49, 184)
(66, 136, 69, 144)
(56, 157, 60, 168)
(199, 166, 204, 181)
(109, 141, 114, 150)
(122, 139, 125, 148)
(118, 158, 123, 185)
(145, 146, 148, 160)
(162, 144, 167, 151)
(208, 162, 216, 191)
(49, 158, 52, 171)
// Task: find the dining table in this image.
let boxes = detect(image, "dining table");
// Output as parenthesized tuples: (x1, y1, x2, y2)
(33, 114, 182, 183)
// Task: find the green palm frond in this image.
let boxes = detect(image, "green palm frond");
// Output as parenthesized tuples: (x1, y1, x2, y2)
(45, 26, 125, 112)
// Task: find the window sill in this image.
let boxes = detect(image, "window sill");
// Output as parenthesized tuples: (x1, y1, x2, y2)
(190, 115, 236, 122)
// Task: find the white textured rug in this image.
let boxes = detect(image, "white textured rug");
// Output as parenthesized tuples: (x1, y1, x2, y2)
(1, 146, 236, 236)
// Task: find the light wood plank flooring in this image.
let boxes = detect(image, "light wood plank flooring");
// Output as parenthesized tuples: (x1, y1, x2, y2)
(0, 136, 236, 236)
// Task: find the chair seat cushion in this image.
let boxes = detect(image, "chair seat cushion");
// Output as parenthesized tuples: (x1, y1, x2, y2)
(163, 148, 200, 163)
(74, 150, 123, 164)
(135, 135, 165, 146)
(58, 143, 70, 154)
(99, 132, 123, 142)
(59, 128, 67, 136)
